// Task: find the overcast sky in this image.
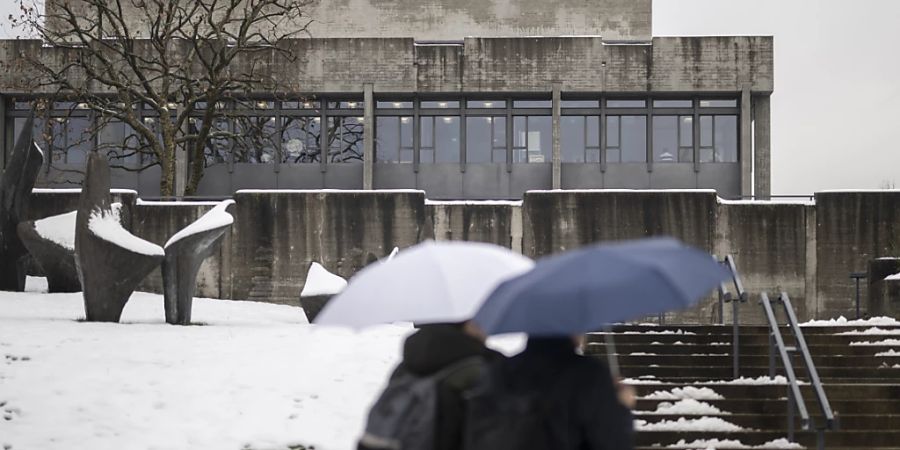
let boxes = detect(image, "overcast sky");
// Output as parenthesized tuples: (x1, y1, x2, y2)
(2, 1, 899, 195)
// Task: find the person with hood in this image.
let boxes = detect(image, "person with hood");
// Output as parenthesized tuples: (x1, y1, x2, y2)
(464, 335, 635, 450)
(358, 321, 503, 450)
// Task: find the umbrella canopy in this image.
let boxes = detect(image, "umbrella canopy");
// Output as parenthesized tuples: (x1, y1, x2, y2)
(473, 237, 731, 336)
(315, 240, 534, 328)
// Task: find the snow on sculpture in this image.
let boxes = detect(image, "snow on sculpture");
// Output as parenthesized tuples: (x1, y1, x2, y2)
(18, 210, 79, 292)
(75, 152, 164, 322)
(162, 200, 235, 325)
(0, 114, 44, 291)
(299, 262, 347, 322)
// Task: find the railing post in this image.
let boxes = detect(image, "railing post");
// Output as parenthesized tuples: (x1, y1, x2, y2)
(733, 296, 740, 378)
(788, 387, 796, 441)
(850, 272, 866, 320)
(769, 332, 776, 378)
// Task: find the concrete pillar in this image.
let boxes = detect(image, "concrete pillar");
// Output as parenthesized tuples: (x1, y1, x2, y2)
(0, 96, 6, 170)
(363, 83, 374, 190)
(805, 205, 818, 318)
(510, 203, 523, 254)
(740, 85, 752, 198)
(551, 83, 561, 189)
(753, 95, 772, 199)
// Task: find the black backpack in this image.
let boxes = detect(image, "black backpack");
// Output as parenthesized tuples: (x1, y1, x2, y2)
(358, 357, 483, 450)
(462, 362, 570, 450)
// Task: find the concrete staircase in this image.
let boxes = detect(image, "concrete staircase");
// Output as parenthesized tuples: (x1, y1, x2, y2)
(586, 324, 900, 450)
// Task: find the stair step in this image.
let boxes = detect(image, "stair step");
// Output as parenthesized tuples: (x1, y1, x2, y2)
(634, 399, 900, 414)
(636, 430, 900, 447)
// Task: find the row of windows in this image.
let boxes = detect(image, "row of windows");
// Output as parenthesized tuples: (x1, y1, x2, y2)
(8, 97, 739, 166)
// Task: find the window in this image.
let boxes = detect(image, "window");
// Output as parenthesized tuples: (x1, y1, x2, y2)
(377, 101, 413, 109)
(375, 116, 413, 163)
(100, 120, 142, 167)
(282, 117, 322, 164)
(652, 116, 693, 163)
(561, 116, 600, 163)
(513, 116, 551, 163)
(513, 100, 552, 108)
(606, 116, 646, 163)
(420, 116, 460, 163)
(700, 115, 738, 163)
(467, 100, 506, 109)
(700, 99, 738, 108)
(420, 101, 459, 109)
(561, 100, 600, 108)
(47, 116, 92, 165)
(653, 100, 693, 108)
(466, 117, 506, 163)
(328, 101, 364, 109)
(607, 99, 646, 108)
(282, 100, 320, 110)
(327, 116, 365, 163)
(233, 115, 278, 164)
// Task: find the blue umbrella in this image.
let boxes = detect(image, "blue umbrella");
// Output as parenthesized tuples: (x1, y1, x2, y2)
(473, 237, 731, 337)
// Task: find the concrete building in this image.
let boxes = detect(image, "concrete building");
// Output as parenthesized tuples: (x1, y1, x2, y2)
(0, 0, 773, 200)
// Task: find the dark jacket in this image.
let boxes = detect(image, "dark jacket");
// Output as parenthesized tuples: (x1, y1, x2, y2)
(495, 337, 634, 450)
(360, 324, 503, 450)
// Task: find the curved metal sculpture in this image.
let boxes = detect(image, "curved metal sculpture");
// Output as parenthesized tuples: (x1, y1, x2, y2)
(0, 115, 44, 291)
(17, 211, 80, 293)
(162, 200, 234, 325)
(75, 153, 164, 322)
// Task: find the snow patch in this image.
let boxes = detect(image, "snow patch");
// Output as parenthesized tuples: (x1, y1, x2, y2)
(875, 349, 900, 357)
(802, 315, 900, 327)
(300, 262, 348, 297)
(641, 399, 730, 415)
(88, 207, 164, 256)
(643, 386, 724, 400)
(164, 200, 235, 247)
(622, 378, 666, 385)
(635, 417, 744, 432)
(703, 376, 807, 385)
(629, 352, 657, 356)
(236, 189, 425, 194)
(850, 339, 900, 346)
(886, 272, 900, 281)
(136, 200, 225, 206)
(622, 329, 697, 335)
(836, 327, 900, 336)
(33, 210, 77, 250)
(424, 199, 523, 206)
(25, 276, 48, 293)
(665, 438, 804, 449)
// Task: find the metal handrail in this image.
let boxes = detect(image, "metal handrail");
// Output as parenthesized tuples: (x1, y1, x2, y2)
(761, 292, 810, 441)
(779, 292, 838, 449)
(762, 292, 838, 450)
(717, 255, 747, 378)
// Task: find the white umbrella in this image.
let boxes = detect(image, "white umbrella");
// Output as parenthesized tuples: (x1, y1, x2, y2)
(315, 240, 534, 328)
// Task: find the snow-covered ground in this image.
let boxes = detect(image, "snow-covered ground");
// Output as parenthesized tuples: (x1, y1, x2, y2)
(1, 281, 527, 450)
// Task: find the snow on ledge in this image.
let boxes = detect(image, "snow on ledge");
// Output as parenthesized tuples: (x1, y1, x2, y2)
(836, 327, 900, 336)
(875, 349, 900, 357)
(802, 315, 900, 327)
(32, 188, 137, 195)
(300, 262, 347, 297)
(137, 199, 226, 207)
(717, 197, 815, 206)
(886, 272, 900, 281)
(88, 207, 163, 257)
(701, 376, 808, 385)
(526, 188, 717, 194)
(635, 416, 745, 432)
(425, 199, 523, 206)
(851, 338, 900, 346)
(164, 200, 235, 248)
(664, 438, 804, 449)
(642, 386, 724, 401)
(34, 211, 77, 250)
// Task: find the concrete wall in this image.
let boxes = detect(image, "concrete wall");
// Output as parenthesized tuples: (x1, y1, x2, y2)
(46, 0, 651, 42)
(816, 192, 900, 319)
(228, 190, 427, 305)
(0, 36, 774, 94)
(24, 189, 900, 324)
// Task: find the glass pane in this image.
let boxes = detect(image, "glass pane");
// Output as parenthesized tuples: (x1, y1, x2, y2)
(98, 120, 137, 167)
(715, 115, 738, 162)
(586, 148, 601, 163)
(377, 101, 413, 109)
(466, 117, 491, 163)
(492, 117, 506, 163)
(282, 100, 320, 110)
(561, 100, 600, 108)
(607, 99, 646, 108)
(234, 116, 277, 163)
(513, 116, 526, 149)
(620, 116, 647, 162)
(400, 117, 413, 153)
(15, 116, 47, 158)
(328, 117, 364, 163)
(680, 116, 693, 148)
(561, 116, 585, 163)
(653, 100, 693, 108)
(420, 117, 434, 148)
(700, 148, 714, 163)
(376, 117, 400, 163)
(606, 116, 620, 148)
(700, 116, 713, 147)
(586, 116, 600, 148)
(513, 100, 551, 108)
(527, 116, 551, 163)
(420, 101, 459, 108)
(652, 116, 678, 163)
(328, 101, 364, 109)
(47, 117, 92, 166)
(467, 100, 506, 109)
(283, 117, 321, 164)
(607, 148, 622, 163)
(700, 99, 738, 108)
(435, 116, 460, 163)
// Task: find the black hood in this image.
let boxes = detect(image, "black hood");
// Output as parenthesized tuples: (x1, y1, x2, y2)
(401, 324, 495, 376)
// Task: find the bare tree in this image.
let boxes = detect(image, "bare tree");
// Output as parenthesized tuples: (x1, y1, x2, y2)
(11, 0, 312, 196)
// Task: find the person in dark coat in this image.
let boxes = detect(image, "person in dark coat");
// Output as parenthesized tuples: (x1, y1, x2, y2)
(475, 336, 635, 450)
(358, 321, 503, 450)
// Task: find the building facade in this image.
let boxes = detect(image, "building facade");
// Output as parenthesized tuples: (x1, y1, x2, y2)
(0, 0, 773, 200)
